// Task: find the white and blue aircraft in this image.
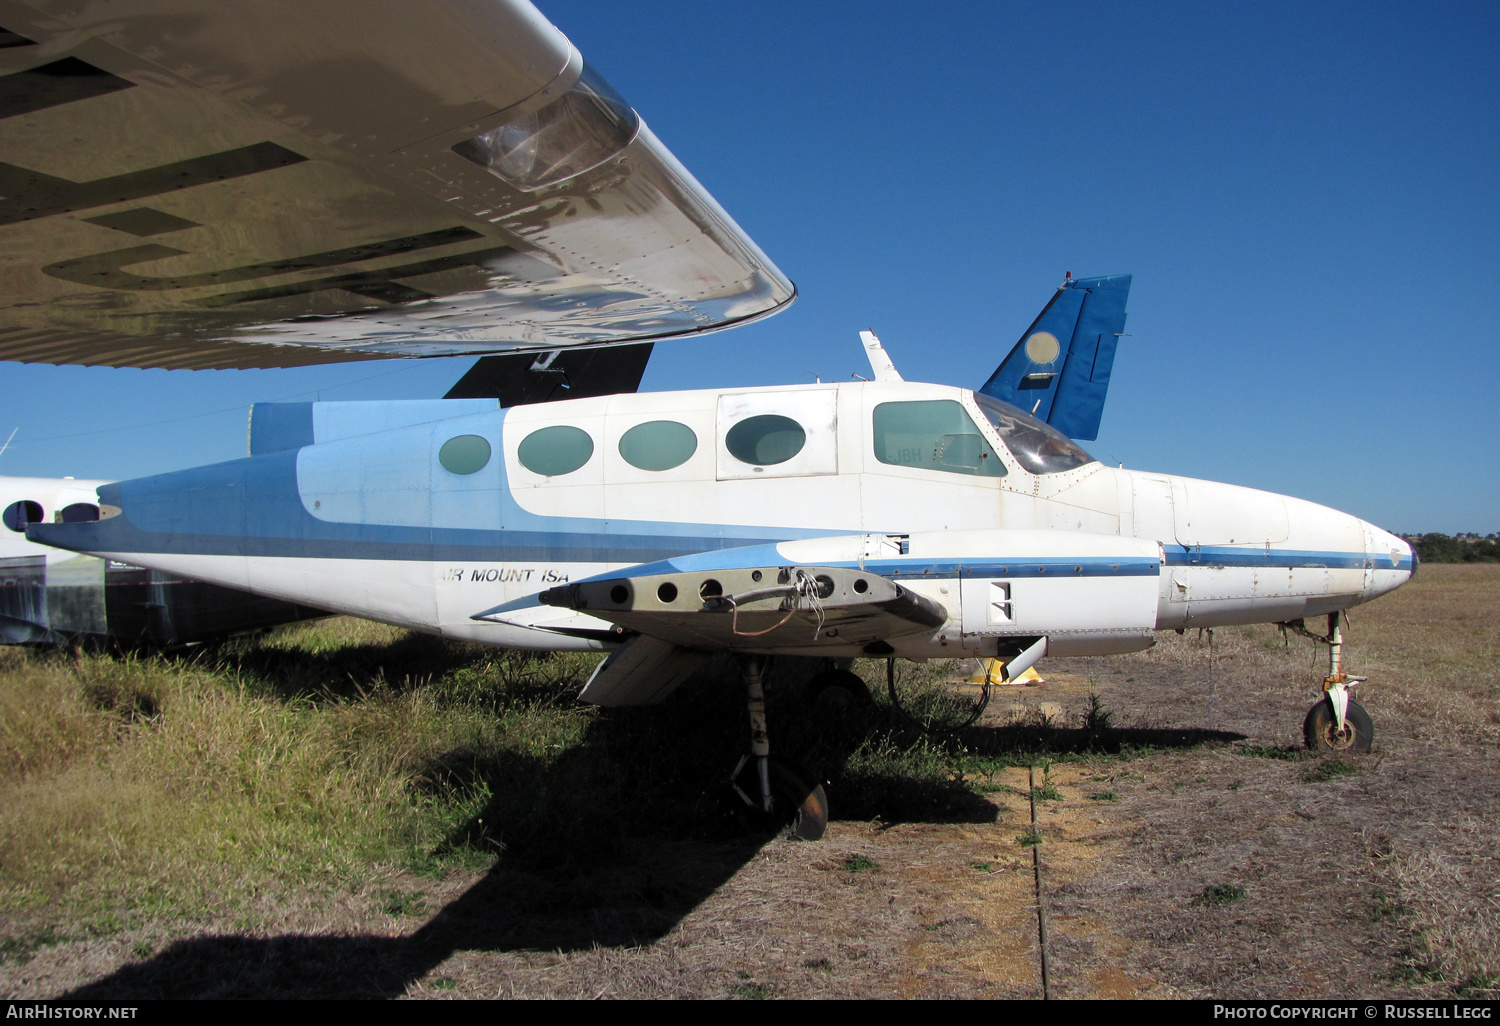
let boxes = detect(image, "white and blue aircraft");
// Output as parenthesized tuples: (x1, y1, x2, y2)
(4, 0, 1415, 839)
(29, 352, 1415, 836)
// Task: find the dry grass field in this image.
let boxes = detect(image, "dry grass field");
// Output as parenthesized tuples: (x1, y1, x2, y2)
(0, 564, 1495, 999)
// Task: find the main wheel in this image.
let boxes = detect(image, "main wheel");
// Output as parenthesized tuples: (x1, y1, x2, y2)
(1303, 697, 1373, 754)
(730, 757, 829, 841)
(807, 668, 872, 715)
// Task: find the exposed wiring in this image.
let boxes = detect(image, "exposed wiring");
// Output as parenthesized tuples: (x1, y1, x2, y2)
(726, 568, 827, 638)
(884, 656, 991, 735)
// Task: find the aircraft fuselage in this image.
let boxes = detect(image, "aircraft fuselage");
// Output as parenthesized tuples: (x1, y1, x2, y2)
(29, 380, 1413, 660)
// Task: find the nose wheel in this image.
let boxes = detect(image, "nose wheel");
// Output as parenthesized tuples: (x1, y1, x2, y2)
(1303, 696, 1373, 753)
(1285, 611, 1375, 754)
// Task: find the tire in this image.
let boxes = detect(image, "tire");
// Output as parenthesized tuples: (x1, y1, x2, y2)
(807, 668, 872, 715)
(731, 757, 829, 841)
(1303, 697, 1373, 754)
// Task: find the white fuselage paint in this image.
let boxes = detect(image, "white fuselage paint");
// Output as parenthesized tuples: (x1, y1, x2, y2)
(75, 381, 1413, 657)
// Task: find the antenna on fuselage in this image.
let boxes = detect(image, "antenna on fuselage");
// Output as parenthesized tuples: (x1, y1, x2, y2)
(859, 330, 903, 382)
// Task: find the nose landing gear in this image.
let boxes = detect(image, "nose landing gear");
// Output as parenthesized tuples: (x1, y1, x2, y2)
(1303, 696, 1373, 753)
(1284, 611, 1373, 754)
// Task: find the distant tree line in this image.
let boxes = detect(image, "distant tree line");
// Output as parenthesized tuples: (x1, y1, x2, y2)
(1403, 533, 1500, 563)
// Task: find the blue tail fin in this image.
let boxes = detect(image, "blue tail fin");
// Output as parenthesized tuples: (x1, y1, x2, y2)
(978, 273, 1131, 441)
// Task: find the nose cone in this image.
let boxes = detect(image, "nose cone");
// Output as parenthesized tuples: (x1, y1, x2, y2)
(1362, 520, 1415, 603)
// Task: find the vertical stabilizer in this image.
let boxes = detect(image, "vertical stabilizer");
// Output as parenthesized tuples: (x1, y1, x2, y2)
(979, 274, 1131, 441)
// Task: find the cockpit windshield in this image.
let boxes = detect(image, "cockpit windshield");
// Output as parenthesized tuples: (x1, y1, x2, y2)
(972, 393, 1097, 475)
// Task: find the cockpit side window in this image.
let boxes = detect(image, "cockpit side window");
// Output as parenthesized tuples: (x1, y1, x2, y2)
(972, 393, 1096, 475)
(872, 400, 1006, 477)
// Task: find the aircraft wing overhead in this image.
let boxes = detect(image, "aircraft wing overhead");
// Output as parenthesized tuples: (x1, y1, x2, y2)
(0, 0, 794, 370)
(980, 274, 1131, 441)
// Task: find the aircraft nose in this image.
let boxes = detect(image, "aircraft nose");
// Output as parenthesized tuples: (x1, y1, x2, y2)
(1361, 520, 1415, 602)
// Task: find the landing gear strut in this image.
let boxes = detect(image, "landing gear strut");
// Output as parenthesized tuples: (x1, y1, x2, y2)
(1287, 611, 1373, 754)
(726, 654, 828, 840)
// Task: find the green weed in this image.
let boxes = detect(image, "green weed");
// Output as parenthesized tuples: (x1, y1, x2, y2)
(968, 779, 1014, 794)
(0, 926, 66, 965)
(0, 622, 610, 929)
(1031, 779, 1062, 802)
(843, 854, 879, 873)
(1194, 883, 1245, 906)
(1235, 744, 1308, 761)
(1084, 692, 1113, 732)
(1305, 757, 1359, 782)
(380, 889, 427, 917)
(1372, 891, 1406, 921)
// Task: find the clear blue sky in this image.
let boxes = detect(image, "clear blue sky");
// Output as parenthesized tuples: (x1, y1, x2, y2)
(1, 1, 1495, 533)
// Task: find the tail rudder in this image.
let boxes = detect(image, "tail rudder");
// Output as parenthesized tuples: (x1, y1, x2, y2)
(979, 273, 1131, 441)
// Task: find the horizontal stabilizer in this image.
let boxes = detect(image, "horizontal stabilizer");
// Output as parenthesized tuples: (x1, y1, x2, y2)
(577, 634, 712, 706)
(980, 274, 1131, 441)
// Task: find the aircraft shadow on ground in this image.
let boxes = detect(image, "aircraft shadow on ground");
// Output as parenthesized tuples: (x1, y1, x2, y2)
(61, 677, 1240, 999)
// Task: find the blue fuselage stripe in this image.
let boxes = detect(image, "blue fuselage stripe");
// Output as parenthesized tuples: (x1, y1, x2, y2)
(1162, 545, 1410, 572)
(875, 559, 1158, 579)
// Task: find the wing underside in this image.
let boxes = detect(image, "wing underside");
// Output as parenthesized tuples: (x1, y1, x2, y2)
(0, 0, 794, 369)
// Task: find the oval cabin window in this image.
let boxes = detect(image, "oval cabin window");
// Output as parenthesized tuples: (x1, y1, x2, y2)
(725, 415, 806, 466)
(618, 421, 697, 471)
(518, 425, 595, 477)
(438, 434, 492, 475)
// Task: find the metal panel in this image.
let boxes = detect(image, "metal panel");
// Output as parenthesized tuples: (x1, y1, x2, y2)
(716, 389, 838, 481)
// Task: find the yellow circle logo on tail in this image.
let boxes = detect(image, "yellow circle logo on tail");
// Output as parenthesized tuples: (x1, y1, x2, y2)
(1024, 331, 1060, 364)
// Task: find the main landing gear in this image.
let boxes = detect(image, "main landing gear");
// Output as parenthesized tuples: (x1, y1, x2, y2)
(726, 654, 829, 841)
(1286, 611, 1374, 754)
